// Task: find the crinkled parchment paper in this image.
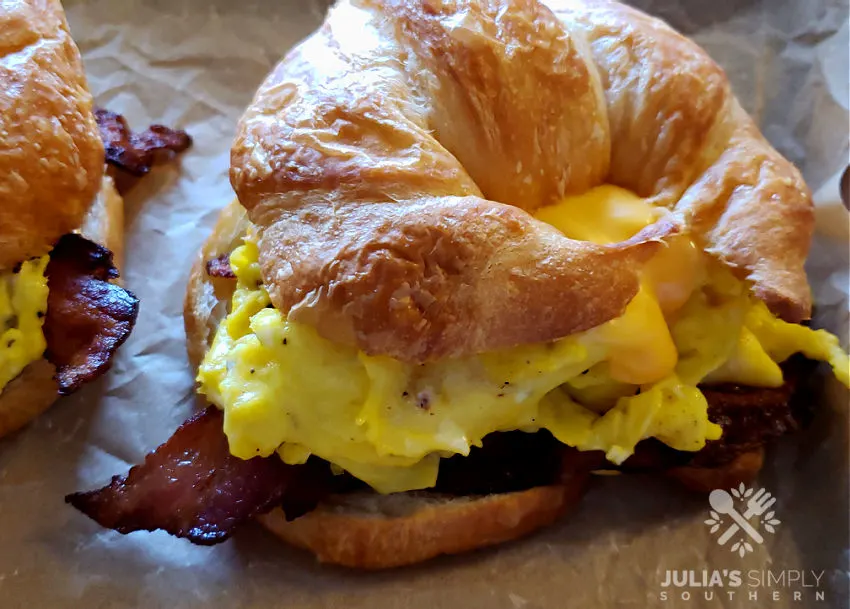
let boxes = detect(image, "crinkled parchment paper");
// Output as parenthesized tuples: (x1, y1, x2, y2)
(0, 1, 847, 608)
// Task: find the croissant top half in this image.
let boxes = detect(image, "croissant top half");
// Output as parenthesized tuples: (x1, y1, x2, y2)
(231, 0, 813, 363)
(0, 0, 103, 272)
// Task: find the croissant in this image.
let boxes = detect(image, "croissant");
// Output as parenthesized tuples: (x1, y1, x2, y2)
(0, 0, 140, 436)
(231, 0, 812, 364)
(70, 0, 848, 569)
(0, 0, 104, 271)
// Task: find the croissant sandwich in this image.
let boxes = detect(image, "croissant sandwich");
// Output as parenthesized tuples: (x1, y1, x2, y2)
(69, 0, 849, 569)
(0, 0, 190, 437)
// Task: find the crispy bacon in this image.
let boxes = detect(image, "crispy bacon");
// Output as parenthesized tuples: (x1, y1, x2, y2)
(95, 107, 192, 179)
(44, 234, 139, 394)
(205, 254, 236, 279)
(66, 407, 337, 544)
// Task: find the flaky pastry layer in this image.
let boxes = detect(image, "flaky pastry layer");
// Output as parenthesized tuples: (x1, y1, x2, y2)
(231, 0, 813, 362)
(0, 0, 104, 271)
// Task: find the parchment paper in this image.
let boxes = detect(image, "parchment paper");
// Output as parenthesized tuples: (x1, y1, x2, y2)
(0, 1, 847, 608)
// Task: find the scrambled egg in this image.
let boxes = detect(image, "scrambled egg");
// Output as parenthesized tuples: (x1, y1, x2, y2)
(0, 256, 50, 391)
(198, 186, 850, 494)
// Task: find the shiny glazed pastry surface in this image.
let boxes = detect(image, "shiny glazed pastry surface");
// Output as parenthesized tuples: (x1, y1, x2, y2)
(0, 0, 104, 271)
(231, 0, 814, 364)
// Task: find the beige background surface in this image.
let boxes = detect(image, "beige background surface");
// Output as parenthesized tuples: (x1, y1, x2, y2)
(0, 1, 847, 608)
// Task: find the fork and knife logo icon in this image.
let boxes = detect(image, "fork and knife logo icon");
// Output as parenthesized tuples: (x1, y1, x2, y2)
(705, 483, 781, 556)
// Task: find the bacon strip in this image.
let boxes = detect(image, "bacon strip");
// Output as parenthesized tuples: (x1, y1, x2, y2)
(205, 254, 236, 279)
(66, 407, 326, 545)
(95, 107, 192, 178)
(44, 234, 139, 394)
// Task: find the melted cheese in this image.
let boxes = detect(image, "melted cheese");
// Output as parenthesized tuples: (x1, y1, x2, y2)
(0, 257, 50, 392)
(197, 186, 850, 494)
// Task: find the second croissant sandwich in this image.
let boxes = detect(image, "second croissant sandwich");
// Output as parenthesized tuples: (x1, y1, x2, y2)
(0, 0, 136, 436)
(0, 0, 191, 438)
(69, 0, 849, 568)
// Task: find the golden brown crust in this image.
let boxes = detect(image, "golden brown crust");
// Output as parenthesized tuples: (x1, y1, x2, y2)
(264, 201, 669, 362)
(231, 0, 814, 362)
(684, 103, 813, 322)
(0, 175, 124, 439)
(385, 0, 611, 206)
(0, 358, 59, 438)
(666, 448, 764, 493)
(542, 0, 812, 321)
(231, 0, 674, 362)
(257, 482, 587, 569)
(0, 0, 104, 271)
